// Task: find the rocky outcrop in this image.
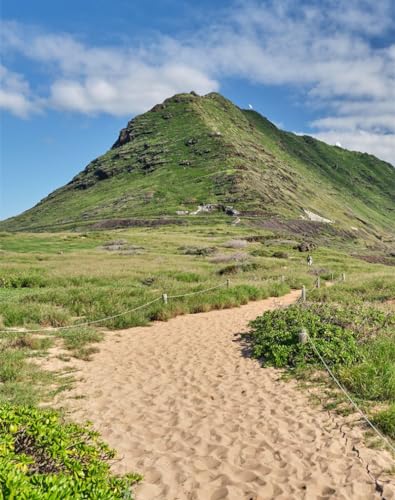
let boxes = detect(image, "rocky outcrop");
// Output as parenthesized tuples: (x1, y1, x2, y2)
(296, 241, 317, 252)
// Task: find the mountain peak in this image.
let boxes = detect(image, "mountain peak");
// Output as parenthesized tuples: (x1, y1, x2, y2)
(1, 92, 394, 236)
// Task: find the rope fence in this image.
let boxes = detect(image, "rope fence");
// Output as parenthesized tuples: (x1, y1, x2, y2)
(0, 280, 232, 335)
(2, 267, 393, 487)
(297, 327, 395, 494)
(0, 297, 162, 334)
(293, 273, 395, 457)
(296, 271, 346, 304)
(305, 331, 395, 455)
(0, 270, 346, 335)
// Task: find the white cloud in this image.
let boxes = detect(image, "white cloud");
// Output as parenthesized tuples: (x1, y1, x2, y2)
(0, 0, 394, 164)
(311, 115, 395, 134)
(314, 130, 395, 165)
(49, 65, 217, 115)
(0, 64, 38, 117)
(0, 22, 218, 116)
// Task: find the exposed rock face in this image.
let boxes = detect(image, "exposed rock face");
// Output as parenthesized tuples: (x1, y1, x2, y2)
(150, 103, 166, 112)
(296, 241, 317, 252)
(303, 209, 333, 224)
(94, 169, 110, 180)
(93, 218, 185, 229)
(114, 128, 131, 148)
(224, 206, 240, 216)
(191, 204, 217, 215)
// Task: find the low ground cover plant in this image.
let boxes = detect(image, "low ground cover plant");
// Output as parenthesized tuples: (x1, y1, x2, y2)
(0, 332, 55, 407)
(0, 269, 48, 289)
(0, 405, 141, 499)
(59, 327, 103, 360)
(372, 405, 395, 439)
(248, 277, 395, 441)
(249, 306, 360, 368)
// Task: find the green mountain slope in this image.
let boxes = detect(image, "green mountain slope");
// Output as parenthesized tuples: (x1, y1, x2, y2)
(2, 92, 394, 234)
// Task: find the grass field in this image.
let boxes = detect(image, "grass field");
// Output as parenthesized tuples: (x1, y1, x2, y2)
(0, 225, 385, 328)
(0, 223, 394, 496)
(1, 223, 393, 401)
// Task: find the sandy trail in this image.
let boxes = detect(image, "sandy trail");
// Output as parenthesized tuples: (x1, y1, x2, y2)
(54, 290, 394, 499)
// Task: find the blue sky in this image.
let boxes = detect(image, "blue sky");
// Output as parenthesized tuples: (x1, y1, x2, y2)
(1, 0, 394, 220)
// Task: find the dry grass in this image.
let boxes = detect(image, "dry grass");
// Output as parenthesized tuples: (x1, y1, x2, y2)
(223, 239, 248, 249)
(210, 252, 250, 264)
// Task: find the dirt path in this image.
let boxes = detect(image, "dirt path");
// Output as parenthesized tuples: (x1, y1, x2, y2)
(54, 290, 394, 499)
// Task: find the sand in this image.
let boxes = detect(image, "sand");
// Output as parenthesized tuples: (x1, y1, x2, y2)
(51, 290, 395, 499)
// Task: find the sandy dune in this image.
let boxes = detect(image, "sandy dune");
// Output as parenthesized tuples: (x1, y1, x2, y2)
(55, 290, 394, 499)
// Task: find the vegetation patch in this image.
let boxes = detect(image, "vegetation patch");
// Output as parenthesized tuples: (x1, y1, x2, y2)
(249, 306, 360, 368)
(372, 405, 395, 440)
(180, 246, 217, 256)
(250, 248, 272, 257)
(210, 252, 249, 264)
(0, 405, 141, 499)
(272, 251, 288, 259)
(248, 275, 395, 442)
(338, 335, 395, 402)
(0, 270, 47, 289)
(223, 239, 247, 249)
(58, 327, 104, 361)
(218, 262, 260, 275)
(0, 333, 55, 406)
(172, 272, 201, 282)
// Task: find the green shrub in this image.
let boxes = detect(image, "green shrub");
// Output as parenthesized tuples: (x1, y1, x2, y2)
(338, 335, 395, 401)
(1, 302, 70, 328)
(0, 271, 47, 289)
(0, 351, 26, 383)
(0, 405, 142, 499)
(249, 306, 360, 368)
(372, 405, 395, 440)
(218, 264, 240, 275)
(181, 246, 216, 256)
(306, 303, 394, 340)
(59, 327, 104, 360)
(172, 272, 201, 282)
(0, 348, 53, 406)
(60, 327, 103, 351)
(218, 262, 259, 275)
(272, 251, 288, 259)
(267, 282, 290, 297)
(250, 248, 271, 257)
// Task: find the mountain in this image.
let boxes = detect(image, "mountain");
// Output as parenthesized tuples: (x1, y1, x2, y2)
(2, 92, 394, 236)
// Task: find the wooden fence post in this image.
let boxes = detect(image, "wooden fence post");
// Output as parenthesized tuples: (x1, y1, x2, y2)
(316, 276, 320, 288)
(301, 285, 306, 302)
(162, 293, 168, 304)
(299, 328, 308, 344)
